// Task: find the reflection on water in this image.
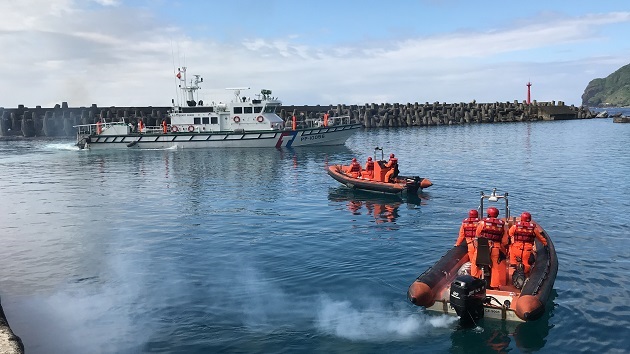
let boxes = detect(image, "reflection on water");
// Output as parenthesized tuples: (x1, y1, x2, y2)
(327, 187, 429, 223)
(449, 291, 556, 353)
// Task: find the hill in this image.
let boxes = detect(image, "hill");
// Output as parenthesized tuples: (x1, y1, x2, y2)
(582, 63, 630, 107)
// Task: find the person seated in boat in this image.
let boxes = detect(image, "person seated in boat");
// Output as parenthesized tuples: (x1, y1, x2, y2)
(455, 209, 481, 277)
(361, 156, 374, 179)
(384, 154, 399, 183)
(346, 158, 362, 178)
(508, 212, 548, 278)
(475, 206, 508, 289)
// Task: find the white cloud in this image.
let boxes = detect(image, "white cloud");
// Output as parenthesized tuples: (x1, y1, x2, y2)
(0, 3, 629, 108)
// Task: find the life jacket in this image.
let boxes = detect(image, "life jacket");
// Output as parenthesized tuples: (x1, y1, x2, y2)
(461, 217, 479, 238)
(349, 162, 361, 173)
(387, 158, 398, 168)
(512, 221, 536, 243)
(365, 161, 374, 171)
(479, 217, 504, 242)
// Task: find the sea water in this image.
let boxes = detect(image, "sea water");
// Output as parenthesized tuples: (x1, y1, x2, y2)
(0, 115, 629, 353)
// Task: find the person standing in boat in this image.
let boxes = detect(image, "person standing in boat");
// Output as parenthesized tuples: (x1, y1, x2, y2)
(361, 156, 374, 179)
(346, 158, 362, 178)
(508, 212, 548, 277)
(384, 154, 399, 183)
(455, 209, 481, 277)
(475, 206, 509, 289)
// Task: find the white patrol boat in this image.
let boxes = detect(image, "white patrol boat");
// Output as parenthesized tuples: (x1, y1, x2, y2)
(74, 67, 362, 149)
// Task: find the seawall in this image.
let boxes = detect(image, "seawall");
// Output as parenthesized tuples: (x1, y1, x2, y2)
(0, 100, 595, 138)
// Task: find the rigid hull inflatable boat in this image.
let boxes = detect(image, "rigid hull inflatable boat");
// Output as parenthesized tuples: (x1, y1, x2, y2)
(407, 189, 558, 322)
(327, 148, 432, 195)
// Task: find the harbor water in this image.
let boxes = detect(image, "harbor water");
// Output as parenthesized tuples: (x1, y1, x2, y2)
(0, 116, 629, 353)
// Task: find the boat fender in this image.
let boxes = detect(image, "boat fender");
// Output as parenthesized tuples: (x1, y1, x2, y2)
(172, 126, 179, 132)
(407, 281, 434, 307)
(256, 115, 264, 123)
(234, 116, 241, 123)
(515, 295, 544, 321)
(188, 125, 194, 132)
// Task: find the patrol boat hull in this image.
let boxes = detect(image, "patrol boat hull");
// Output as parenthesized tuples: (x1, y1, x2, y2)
(77, 124, 362, 150)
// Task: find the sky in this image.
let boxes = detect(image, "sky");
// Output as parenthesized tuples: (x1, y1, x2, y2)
(1, 0, 629, 108)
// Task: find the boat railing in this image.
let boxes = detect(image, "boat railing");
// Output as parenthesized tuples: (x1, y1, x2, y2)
(302, 115, 354, 128)
(143, 126, 165, 134)
(73, 121, 130, 135)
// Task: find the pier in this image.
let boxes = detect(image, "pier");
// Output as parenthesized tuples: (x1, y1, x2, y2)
(0, 100, 594, 138)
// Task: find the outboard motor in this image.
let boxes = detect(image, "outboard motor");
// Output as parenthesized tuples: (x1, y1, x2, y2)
(450, 274, 486, 324)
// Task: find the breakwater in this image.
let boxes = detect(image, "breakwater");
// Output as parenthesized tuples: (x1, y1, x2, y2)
(0, 100, 594, 138)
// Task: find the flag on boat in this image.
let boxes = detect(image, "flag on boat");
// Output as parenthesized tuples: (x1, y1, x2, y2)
(176, 71, 181, 79)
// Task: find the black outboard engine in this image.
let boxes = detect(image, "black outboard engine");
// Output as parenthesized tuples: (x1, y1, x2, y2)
(450, 274, 486, 324)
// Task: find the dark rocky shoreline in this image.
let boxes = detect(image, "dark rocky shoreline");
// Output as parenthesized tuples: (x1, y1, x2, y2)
(0, 100, 596, 139)
(0, 298, 23, 354)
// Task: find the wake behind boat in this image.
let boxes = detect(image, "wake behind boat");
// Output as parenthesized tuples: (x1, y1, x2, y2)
(73, 67, 362, 149)
(327, 147, 432, 195)
(407, 189, 558, 323)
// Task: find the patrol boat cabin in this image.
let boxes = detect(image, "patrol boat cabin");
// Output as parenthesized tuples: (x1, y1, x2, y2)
(169, 67, 285, 133)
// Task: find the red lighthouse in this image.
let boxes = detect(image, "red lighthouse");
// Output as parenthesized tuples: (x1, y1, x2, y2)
(526, 81, 532, 104)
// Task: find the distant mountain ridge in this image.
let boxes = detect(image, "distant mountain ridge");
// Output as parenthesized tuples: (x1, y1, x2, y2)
(582, 63, 630, 107)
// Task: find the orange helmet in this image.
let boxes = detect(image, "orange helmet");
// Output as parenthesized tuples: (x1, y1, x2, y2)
(487, 207, 499, 218)
(367, 157, 372, 161)
(521, 212, 531, 222)
(390, 153, 395, 158)
(352, 158, 357, 162)
(468, 209, 478, 218)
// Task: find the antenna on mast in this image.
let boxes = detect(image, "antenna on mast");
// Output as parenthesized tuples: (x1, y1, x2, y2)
(226, 87, 250, 102)
(177, 67, 203, 107)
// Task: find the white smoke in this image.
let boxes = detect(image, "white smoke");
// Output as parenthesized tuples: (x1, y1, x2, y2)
(315, 295, 457, 341)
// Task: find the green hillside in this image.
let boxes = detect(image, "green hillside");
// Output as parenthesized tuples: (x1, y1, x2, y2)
(582, 63, 630, 107)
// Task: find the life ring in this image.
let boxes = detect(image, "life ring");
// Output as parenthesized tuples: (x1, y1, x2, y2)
(233, 116, 241, 123)
(188, 125, 194, 132)
(256, 115, 264, 123)
(172, 126, 178, 132)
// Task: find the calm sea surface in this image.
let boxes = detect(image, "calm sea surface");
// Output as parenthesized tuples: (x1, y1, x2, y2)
(1, 115, 629, 353)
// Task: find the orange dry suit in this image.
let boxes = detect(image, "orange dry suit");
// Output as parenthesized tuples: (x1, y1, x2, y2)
(347, 161, 362, 178)
(361, 159, 374, 179)
(455, 217, 480, 277)
(508, 221, 548, 275)
(475, 217, 508, 288)
(384, 157, 398, 182)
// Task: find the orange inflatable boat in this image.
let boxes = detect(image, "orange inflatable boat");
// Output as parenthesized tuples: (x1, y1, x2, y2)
(327, 148, 432, 195)
(407, 189, 558, 323)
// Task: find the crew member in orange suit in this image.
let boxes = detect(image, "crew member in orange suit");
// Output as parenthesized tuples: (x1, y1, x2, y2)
(455, 209, 481, 277)
(347, 158, 362, 178)
(475, 206, 508, 289)
(361, 157, 374, 179)
(384, 153, 399, 182)
(508, 212, 548, 276)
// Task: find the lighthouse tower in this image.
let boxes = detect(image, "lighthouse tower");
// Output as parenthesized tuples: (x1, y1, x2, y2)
(526, 81, 532, 104)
